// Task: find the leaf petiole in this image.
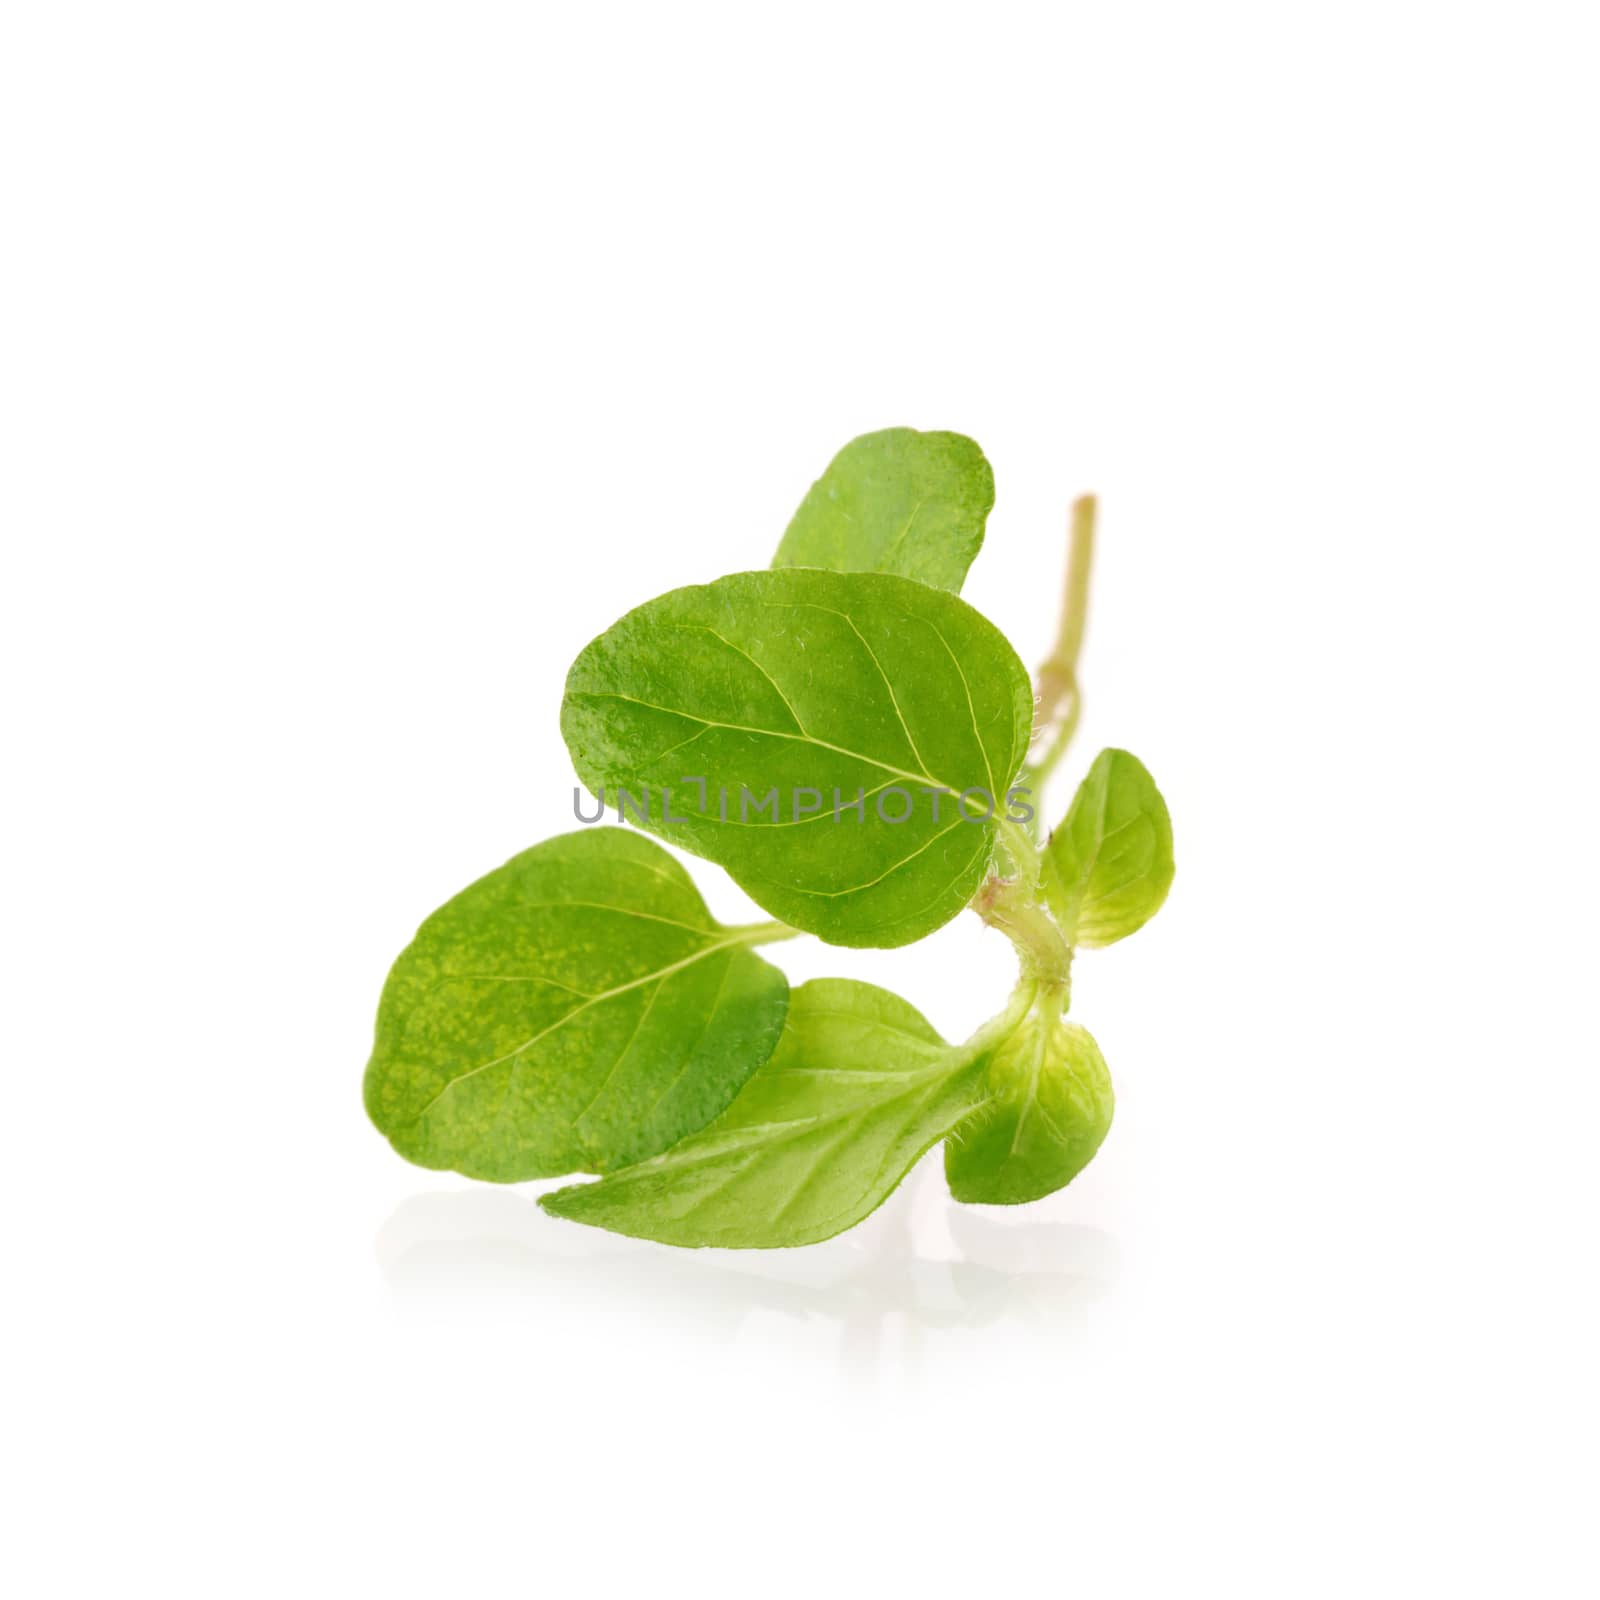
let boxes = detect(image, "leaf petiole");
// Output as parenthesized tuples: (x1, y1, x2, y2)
(961, 974, 1046, 1058)
(737, 919, 805, 947)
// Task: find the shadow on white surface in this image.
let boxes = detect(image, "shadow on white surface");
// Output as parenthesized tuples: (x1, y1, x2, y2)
(376, 1162, 1119, 1376)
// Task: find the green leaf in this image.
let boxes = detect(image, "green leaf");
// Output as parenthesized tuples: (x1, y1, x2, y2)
(772, 427, 994, 593)
(945, 1005, 1113, 1205)
(541, 978, 993, 1248)
(1042, 748, 1174, 948)
(561, 569, 1033, 948)
(363, 829, 790, 1182)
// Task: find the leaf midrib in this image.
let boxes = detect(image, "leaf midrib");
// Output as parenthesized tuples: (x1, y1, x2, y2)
(629, 1049, 981, 1180)
(645, 1060, 984, 1242)
(571, 689, 962, 796)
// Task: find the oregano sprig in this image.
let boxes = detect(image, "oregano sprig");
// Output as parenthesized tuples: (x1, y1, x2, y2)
(364, 428, 1174, 1247)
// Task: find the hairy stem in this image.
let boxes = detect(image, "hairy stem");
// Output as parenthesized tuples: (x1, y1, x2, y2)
(995, 814, 1043, 890)
(972, 870, 1074, 997)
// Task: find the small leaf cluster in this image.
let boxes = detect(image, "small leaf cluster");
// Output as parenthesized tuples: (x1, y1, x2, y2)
(365, 429, 1174, 1247)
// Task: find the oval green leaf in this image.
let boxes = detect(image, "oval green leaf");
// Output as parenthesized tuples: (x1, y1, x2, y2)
(541, 978, 991, 1248)
(363, 829, 790, 1182)
(1042, 748, 1175, 948)
(561, 569, 1033, 947)
(945, 1008, 1113, 1205)
(772, 427, 994, 593)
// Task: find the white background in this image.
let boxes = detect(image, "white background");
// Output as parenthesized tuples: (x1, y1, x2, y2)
(4, 4, 1597, 1595)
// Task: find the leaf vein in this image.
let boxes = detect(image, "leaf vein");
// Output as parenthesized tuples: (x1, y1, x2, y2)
(408, 932, 764, 1125)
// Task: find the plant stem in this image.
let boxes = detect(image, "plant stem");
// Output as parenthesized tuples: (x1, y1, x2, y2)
(971, 869, 1074, 996)
(738, 920, 804, 946)
(1021, 494, 1097, 816)
(967, 497, 1100, 992)
(995, 814, 1043, 890)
